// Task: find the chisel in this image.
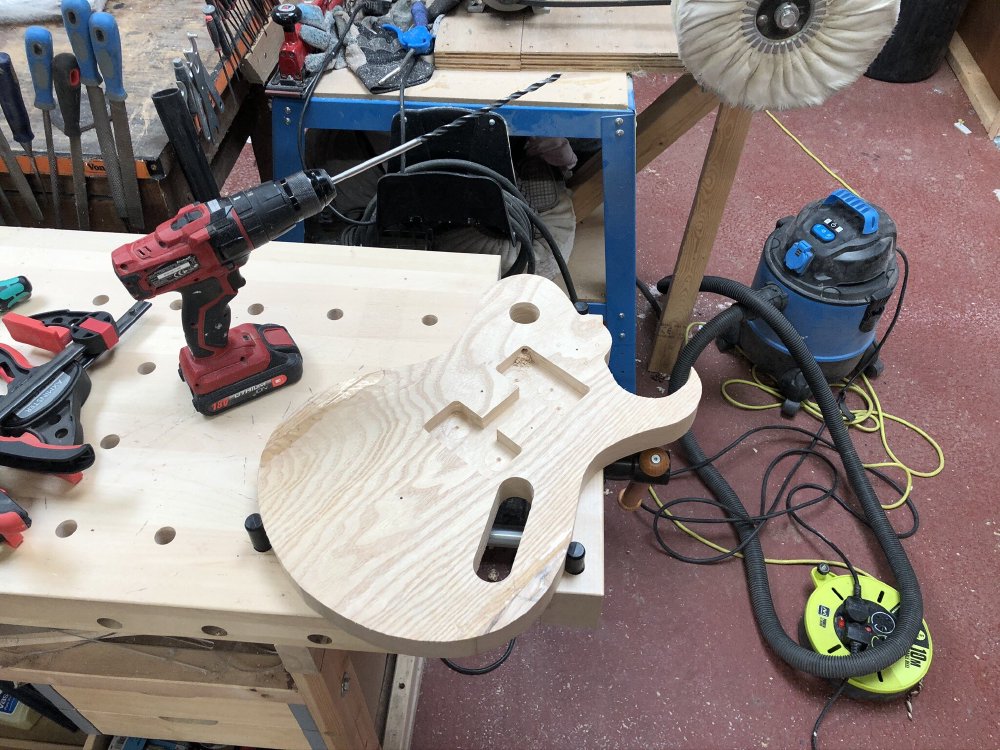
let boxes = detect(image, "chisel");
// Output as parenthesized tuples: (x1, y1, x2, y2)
(90, 12, 144, 232)
(218, 0, 256, 56)
(204, 4, 237, 100)
(0, 54, 46, 216)
(61, 0, 128, 229)
(0, 108, 41, 224)
(25, 27, 62, 228)
(52, 53, 88, 230)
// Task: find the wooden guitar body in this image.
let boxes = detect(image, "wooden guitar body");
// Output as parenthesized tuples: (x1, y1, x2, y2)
(259, 275, 700, 655)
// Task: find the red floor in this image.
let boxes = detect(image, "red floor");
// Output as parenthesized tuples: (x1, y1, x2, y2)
(408, 67, 1000, 749)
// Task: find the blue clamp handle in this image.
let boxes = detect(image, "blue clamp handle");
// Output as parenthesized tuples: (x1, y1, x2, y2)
(24, 27, 55, 111)
(823, 189, 879, 235)
(383, 0, 433, 54)
(61, 0, 101, 87)
(89, 12, 126, 102)
(411, 0, 429, 27)
(0, 54, 35, 144)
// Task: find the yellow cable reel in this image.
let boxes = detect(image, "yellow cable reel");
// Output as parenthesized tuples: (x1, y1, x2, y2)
(802, 566, 931, 699)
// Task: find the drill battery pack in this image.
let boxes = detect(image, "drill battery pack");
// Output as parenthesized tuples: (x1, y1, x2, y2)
(179, 323, 304, 415)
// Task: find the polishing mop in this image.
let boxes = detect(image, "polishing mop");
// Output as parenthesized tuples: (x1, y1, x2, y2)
(673, 0, 901, 111)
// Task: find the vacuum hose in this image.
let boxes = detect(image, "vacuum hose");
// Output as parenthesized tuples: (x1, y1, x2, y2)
(659, 275, 923, 679)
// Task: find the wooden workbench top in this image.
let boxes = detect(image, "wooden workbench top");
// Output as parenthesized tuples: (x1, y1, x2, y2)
(434, 5, 682, 73)
(313, 68, 633, 110)
(0, 229, 604, 655)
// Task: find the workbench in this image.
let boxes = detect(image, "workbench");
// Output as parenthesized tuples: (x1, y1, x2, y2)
(270, 69, 640, 390)
(0, 1, 281, 231)
(270, 3, 755, 384)
(0, 228, 605, 749)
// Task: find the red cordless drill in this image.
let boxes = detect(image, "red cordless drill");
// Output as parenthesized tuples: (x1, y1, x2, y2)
(111, 170, 336, 415)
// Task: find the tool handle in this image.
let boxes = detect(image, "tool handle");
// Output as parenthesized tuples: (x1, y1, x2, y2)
(181, 270, 242, 357)
(0, 55, 34, 146)
(24, 27, 55, 111)
(203, 6, 223, 53)
(52, 53, 82, 138)
(89, 12, 126, 102)
(0, 276, 31, 313)
(0, 433, 94, 475)
(61, 0, 102, 86)
(211, 10, 233, 55)
(411, 0, 428, 28)
(823, 188, 879, 236)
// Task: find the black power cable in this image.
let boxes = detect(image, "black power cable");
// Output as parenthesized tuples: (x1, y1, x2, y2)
(645, 424, 919, 537)
(663, 276, 923, 680)
(295, 0, 369, 170)
(441, 639, 516, 675)
(340, 158, 578, 301)
(812, 680, 849, 750)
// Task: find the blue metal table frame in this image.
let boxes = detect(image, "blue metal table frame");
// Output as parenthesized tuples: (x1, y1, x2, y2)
(270, 80, 638, 391)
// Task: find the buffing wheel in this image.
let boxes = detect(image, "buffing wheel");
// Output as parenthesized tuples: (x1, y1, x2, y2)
(673, 0, 900, 111)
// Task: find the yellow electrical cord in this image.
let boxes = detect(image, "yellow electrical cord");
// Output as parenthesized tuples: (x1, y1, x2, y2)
(651, 115, 945, 570)
(648, 487, 873, 578)
(765, 110, 858, 195)
(719, 369, 944, 510)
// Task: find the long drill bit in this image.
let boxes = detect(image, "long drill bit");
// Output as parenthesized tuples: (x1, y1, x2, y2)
(330, 74, 562, 185)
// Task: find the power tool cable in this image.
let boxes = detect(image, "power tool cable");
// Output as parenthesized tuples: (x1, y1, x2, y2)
(296, 0, 368, 169)
(340, 158, 577, 301)
(663, 275, 923, 680)
(812, 680, 849, 750)
(642, 307, 867, 589)
(441, 638, 516, 676)
(636, 279, 662, 317)
(647, 417, 920, 541)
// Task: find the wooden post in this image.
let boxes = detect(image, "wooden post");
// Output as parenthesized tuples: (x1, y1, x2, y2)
(569, 73, 719, 221)
(277, 646, 382, 750)
(648, 104, 754, 374)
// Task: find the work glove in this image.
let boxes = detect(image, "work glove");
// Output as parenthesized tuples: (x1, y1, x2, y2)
(299, 3, 349, 75)
(300, 0, 459, 93)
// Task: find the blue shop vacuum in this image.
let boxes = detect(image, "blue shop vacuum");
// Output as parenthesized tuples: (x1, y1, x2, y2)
(719, 189, 899, 414)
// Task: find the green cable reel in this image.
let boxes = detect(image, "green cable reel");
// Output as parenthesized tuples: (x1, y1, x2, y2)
(801, 566, 932, 699)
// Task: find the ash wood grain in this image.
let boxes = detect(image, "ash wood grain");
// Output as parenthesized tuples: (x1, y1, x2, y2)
(0, 230, 600, 651)
(259, 275, 700, 655)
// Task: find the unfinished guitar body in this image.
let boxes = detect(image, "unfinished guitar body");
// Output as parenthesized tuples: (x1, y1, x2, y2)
(258, 275, 700, 655)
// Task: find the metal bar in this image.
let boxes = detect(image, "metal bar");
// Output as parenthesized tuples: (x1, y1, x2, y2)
(0, 127, 42, 221)
(600, 112, 637, 391)
(272, 96, 305, 241)
(299, 97, 614, 139)
(68, 134, 88, 229)
(486, 527, 523, 549)
(41, 111, 60, 228)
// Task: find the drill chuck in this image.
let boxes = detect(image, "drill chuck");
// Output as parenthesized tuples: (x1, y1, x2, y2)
(208, 170, 335, 263)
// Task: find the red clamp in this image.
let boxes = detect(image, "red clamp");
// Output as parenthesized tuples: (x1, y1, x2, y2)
(0, 489, 30, 548)
(2, 309, 119, 355)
